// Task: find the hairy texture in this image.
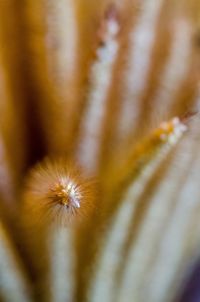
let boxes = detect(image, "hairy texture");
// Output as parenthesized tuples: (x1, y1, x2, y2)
(22, 159, 96, 227)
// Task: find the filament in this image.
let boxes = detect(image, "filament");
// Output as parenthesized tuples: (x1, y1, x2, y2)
(76, 5, 120, 175)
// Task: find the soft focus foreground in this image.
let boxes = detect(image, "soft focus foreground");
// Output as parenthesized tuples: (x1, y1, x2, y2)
(0, 1, 199, 302)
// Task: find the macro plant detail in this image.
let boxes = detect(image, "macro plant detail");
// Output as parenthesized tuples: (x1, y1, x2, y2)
(0, 1, 199, 302)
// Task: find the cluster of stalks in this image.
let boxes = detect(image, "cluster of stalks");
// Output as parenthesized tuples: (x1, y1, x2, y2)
(0, 1, 199, 302)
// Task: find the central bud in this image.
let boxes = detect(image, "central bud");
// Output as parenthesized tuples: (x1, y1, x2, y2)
(50, 178, 81, 209)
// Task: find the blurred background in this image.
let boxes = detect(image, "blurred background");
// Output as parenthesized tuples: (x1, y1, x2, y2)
(0, 1, 200, 302)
